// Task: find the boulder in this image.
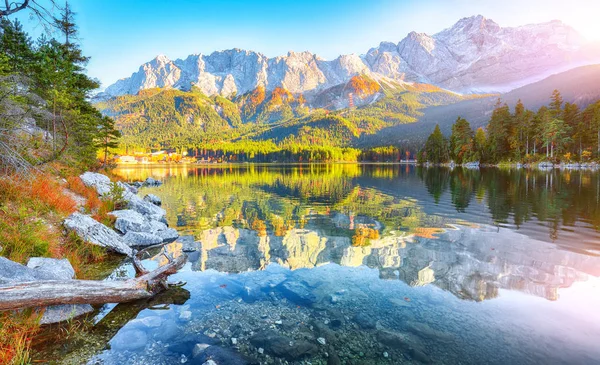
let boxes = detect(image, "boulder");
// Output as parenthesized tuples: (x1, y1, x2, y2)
(353, 312, 377, 329)
(155, 227, 179, 242)
(195, 346, 249, 365)
(123, 231, 164, 246)
(249, 330, 317, 360)
(79, 172, 113, 196)
(118, 181, 138, 194)
(27, 258, 75, 281)
(0, 257, 57, 284)
(63, 212, 133, 256)
(277, 280, 318, 306)
(143, 194, 162, 206)
(1, 257, 93, 324)
(144, 177, 162, 186)
(39, 304, 94, 325)
(110, 209, 149, 234)
(109, 209, 178, 244)
(125, 193, 167, 223)
(376, 330, 411, 349)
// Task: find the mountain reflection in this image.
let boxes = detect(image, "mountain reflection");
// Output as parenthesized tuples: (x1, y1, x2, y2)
(115, 164, 600, 302)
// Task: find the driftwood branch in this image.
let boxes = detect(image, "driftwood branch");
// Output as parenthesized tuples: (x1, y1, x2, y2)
(0, 254, 186, 311)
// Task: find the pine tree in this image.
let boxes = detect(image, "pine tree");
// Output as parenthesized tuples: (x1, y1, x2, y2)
(486, 99, 512, 162)
(422, 124, 449, 164)
(449, 117, 474, 163)
(97, 116, 121, 167)
(474, 128, 486, 162)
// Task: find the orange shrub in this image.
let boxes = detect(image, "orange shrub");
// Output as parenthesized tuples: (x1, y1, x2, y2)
(31, 178, 77, 215)
(67, 176, 101, 212)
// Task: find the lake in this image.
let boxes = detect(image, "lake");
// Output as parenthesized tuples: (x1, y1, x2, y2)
(37, 165, 600, 364)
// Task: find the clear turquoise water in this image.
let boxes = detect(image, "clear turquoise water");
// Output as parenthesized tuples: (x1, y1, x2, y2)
(46, 165, 600, 364)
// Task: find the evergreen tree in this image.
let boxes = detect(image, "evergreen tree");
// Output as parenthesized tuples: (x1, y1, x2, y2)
(449, 117, 474, 163)
(0, 19, 36, 75)
(474, 128, 487, 162)
(97, 116, 121, 166)
(422, 124, 449, 163)
(486, 99, 512, 162)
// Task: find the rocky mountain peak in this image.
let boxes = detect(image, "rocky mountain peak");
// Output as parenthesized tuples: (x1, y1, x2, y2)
(101, 15, 599, 97)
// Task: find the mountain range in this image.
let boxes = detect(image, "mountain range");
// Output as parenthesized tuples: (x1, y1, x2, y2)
(101, 15, 599, 98)
(97, 15, 600, 152)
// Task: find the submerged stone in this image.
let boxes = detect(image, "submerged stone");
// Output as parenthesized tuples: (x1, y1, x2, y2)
(277, 280, 318, 306)
(353, 312, 377, 329)
(195, 345, 250, 365)
(40, 304, 94, 325)
(249, 330, 318, 360)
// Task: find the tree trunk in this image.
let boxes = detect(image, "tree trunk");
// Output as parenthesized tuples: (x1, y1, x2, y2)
(0, 253, 185, 311)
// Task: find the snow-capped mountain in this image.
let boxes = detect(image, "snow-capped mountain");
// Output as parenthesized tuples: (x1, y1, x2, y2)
(103, 15, 599, 97)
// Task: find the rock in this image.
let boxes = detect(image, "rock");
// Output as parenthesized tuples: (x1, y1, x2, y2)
(144, 177, 163, 186)
(353, 312, 377, 329)
(123, 231, 164, 247)
(383, 351, 389, 358)
(0, 257, 58, 284)
(79, 172, 112, 195)
(155, 227, 179, 242)
(178, 236, 200, 252)
(63, 213, 133, 256)
(327, 351, 342, 365)
(376, 330, 411, 350)
(179, 310, 192, 321)
(257, 348, 264, 354)
(110, 209, 178, 243)
(409, 348, 432, 364)
(39, 304, 94, 325)
(125, 193, 167, 223)
(144, 194, 162, 206)
(27, 257, 75, 281)
(192, 343, 211, 358)
(118, 181, 138, 194)
(1, 257, 93, 324)
(317, 337, 326, 345)
(129, 316, 163, 328)
(250, 330, 317, 360)
(329, 319, 342, 329)
(109, 328, 148, 351)
(277, 280, 318, 306)
(406, 321, 455, 343)
(195, 346, 250, 365)
(110, 209, 149, 234)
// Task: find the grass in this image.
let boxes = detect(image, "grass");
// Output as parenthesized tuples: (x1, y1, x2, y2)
(66, 176, 117, 227)
(0, 171, 120, 364)
(0, 176, 73, 263)
(0, 309, 43, 365)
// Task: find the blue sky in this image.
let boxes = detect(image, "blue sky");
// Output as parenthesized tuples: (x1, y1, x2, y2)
(13, 0, 600, 88)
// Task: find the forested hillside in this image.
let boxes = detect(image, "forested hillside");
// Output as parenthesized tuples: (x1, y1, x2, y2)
(96, 76, 480, 157)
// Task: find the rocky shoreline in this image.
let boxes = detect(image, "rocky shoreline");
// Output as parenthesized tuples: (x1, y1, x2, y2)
(0, 171, 180, 324)
(421, 161, 600, 170)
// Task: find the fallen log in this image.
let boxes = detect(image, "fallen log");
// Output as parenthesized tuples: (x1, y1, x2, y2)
(0, 252, 186, 311)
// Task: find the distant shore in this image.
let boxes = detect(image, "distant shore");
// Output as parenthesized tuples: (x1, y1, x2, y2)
(115, 161, 419, 166)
